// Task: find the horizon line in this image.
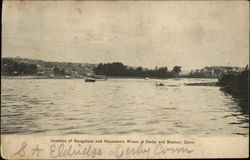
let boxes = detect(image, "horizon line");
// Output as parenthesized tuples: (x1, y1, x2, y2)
(2, 56, 247, 71)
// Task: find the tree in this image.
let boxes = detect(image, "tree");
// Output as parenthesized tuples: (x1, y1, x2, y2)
(53, 67, 61, 75)
(60, 69, 66, 75)
(27, 64, 37, 74)
(157, 67, 168, 77)
(172, 66, 182, 75)
(135, 67, 143, 77)
(94, 63, 104, 75)
(93, 62, 179, 78)
(93, 62, 126, 76)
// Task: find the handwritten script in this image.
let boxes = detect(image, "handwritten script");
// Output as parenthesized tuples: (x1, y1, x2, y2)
(12, 141, 194, 158)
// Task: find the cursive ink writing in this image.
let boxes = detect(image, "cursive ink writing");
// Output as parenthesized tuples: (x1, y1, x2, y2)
(109, 143, 151, 158)
(50, 144, 102, 158)
(13, 141, 27, 157)
(109, 143, 194, 158)
(32, 145, 44, 157)
(12, 140, 194, 159)
(155, 144, 194, 155)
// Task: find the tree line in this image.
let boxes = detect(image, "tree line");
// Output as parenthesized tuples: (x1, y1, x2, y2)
(2, 58, 182, 78)
(94, 62, 181, 78)
(1, 61, 38, 75)
(218, 66, 249, 114)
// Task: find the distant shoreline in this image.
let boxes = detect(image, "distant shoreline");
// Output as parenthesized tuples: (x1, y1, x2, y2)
(1, 75, 218, 80)
(1, 76, 84, 79)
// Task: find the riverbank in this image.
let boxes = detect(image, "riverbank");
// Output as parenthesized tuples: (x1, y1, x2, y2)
(1, 76, 86, 79)
(218, 69, 249, 114)
(184, 82, 218, 86)
(1, 76, 146, 79)
(1, 75, 218, 80)
(1, 75, 148, 80)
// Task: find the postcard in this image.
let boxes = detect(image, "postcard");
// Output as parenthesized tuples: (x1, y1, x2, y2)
(1, 0, 249, 159)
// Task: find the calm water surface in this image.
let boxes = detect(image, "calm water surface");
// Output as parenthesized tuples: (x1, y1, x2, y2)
(1, 78, 249, 136)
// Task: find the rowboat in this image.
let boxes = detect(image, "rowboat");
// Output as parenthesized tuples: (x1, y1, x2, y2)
(155, 82, 165, 86)
(85, 78, 96, 82)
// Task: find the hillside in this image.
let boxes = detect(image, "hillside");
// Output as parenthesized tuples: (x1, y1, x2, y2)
(188, 66, 244, 78)
(1, 57, 97, 77)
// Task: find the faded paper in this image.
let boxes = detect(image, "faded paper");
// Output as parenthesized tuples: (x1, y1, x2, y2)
(1, 0, 249, 159)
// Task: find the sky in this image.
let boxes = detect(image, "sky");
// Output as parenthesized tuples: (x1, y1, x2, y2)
(2, 1, 249, 71)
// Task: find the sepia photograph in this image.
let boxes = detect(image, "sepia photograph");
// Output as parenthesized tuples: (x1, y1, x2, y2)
(1, 0, 249, 159)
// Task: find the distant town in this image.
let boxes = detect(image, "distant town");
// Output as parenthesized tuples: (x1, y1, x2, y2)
(1, 57, 96, 78)
(1, 57, 245, 79)
(189, 66, 245, 78)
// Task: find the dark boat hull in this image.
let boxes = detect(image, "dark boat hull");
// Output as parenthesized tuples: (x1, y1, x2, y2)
(85, 79, 96, 82)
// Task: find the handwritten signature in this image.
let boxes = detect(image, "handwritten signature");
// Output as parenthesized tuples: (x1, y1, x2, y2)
(13, 141, 194, 158)
(109, 143, 194, 158)
(50, 144, 102, 158)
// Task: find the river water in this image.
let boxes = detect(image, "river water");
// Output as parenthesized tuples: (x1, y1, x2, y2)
(1, 78, 249, 136)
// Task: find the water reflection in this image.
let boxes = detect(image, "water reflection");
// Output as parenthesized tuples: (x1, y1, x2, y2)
(220, 89, 249, 116)
(1, 78, 249, 136)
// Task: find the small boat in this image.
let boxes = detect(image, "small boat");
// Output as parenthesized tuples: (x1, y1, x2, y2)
(145, 77, 149, 80)
(155, 82, 165, 86)
(85, 78, 96, 82)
